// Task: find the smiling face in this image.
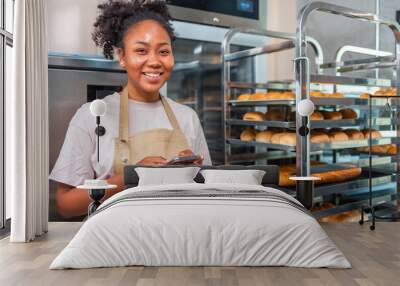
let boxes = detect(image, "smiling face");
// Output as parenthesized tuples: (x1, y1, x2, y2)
(118, 20, 174, 101)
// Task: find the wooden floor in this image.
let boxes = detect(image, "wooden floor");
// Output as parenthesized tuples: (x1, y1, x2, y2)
(0, 222, 399, 286)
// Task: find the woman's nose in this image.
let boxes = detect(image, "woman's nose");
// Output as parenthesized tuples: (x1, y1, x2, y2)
(146, 52, 162, 67)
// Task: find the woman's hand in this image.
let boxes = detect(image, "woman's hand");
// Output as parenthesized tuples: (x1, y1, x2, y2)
(178, 149, 204, 165)
(137, 156, 168, 166)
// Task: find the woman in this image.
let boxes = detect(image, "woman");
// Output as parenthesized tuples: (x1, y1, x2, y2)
(50, 0, 211, 218)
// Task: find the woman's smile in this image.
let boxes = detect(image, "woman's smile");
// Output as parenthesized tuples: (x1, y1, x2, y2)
(142, 71, 164, 82)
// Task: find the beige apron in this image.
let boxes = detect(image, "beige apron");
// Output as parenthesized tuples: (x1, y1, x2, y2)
(113, 87, 190, 175)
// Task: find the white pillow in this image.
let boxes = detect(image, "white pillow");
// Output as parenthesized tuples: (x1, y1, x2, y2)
(200, 169, 266, 185)
(135, 167, 200, 186)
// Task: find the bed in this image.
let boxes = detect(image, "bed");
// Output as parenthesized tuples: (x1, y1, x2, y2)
(50, 165, 350, 269)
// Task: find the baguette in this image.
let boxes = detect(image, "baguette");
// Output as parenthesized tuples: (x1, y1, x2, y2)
(250, 92, 269, 101)
(279, 163, 361, 187)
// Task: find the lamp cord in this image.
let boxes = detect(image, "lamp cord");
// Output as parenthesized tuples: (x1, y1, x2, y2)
(96, 116, 100, 163)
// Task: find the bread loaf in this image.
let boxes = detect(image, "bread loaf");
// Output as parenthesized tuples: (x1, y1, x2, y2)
(361, 128, 382, 139)
(311, 132, 330, 143)
(387, 144, 397, 155)
(243, 111, 265, 121)
(328, 130, 349, 142)
(270, 132, 296, 146)
(369, 144, 397, 154)
(240, 128, 257, 141)
(311, 111, 324, 120)
(339, 108, 357, 119)
(265, 110, 286, 121)
(237, 93, 252, 101)
(279, 132, 296, 146)
(320, 111, 343, 120)
(255, 130, 275, 143)
(343, 129, 364, 140)
(270, 133, 285, 144)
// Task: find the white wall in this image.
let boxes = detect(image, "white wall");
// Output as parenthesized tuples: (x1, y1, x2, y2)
(46, 0, 102, 55)
(265, 0, 297, 81)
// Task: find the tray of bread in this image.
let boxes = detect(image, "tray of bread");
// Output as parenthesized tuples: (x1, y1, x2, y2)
(230, 107, 398, 129)
(234, 127, 397, 151)
(279, 162, 362, 188)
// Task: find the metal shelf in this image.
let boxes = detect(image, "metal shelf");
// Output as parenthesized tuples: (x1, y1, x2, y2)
(228, 150, 323, 163)
(311, 137, 396, 151)
(229, 97, 399, 107)
(228, 118, 399, 129)
(227, 139, 296, 151)
(319, 55, 396, 73)
(228, 137, 398, 152)
(226, 119, 295, 128)
(228, 75, 394, 93)
(229, 99, 295, 106)
(279, 171, 396, 202)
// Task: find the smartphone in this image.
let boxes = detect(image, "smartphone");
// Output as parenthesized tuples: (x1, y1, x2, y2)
(167, 155, 200, 165)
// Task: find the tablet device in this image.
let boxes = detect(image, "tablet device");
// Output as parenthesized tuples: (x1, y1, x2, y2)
(167, 155, 200, 165)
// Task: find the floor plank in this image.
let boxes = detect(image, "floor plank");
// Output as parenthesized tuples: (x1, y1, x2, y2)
(0, 222, 399, 286)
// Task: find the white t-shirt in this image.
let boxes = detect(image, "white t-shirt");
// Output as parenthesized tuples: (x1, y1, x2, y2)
(49, 92, 211, 187)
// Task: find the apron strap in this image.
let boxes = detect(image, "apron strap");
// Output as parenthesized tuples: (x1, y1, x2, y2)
(160, 96, 184, 133)
(118, 87, 130, 164)
(119, 87, 129, 143)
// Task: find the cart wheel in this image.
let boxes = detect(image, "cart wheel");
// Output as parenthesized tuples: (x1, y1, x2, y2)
(370, 225, 375, 231)
(359, 219, 364, 225)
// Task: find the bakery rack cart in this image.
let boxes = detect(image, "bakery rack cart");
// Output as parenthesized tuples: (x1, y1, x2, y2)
(297, 2, 400, 227)
(221, 1, 400, 221)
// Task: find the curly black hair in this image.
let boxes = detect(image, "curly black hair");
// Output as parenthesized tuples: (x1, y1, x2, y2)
(92, 0, 175, 59)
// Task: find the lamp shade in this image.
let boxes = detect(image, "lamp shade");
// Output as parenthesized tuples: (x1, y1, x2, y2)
(90, 99, 107, 117)
(297, 99, 315, 116)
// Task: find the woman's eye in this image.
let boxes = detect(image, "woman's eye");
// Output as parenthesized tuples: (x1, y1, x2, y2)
(160, 50, 170, 55)
(136, 49, 147, 54)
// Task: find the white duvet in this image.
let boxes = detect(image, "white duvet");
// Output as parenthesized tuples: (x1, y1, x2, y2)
(50, 183, 351, 269)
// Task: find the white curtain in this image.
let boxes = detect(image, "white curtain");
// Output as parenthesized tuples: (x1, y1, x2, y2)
(9, 0, 49, 242)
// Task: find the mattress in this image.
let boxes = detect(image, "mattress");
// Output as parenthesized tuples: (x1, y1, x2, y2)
(50, 183, 351, 269)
